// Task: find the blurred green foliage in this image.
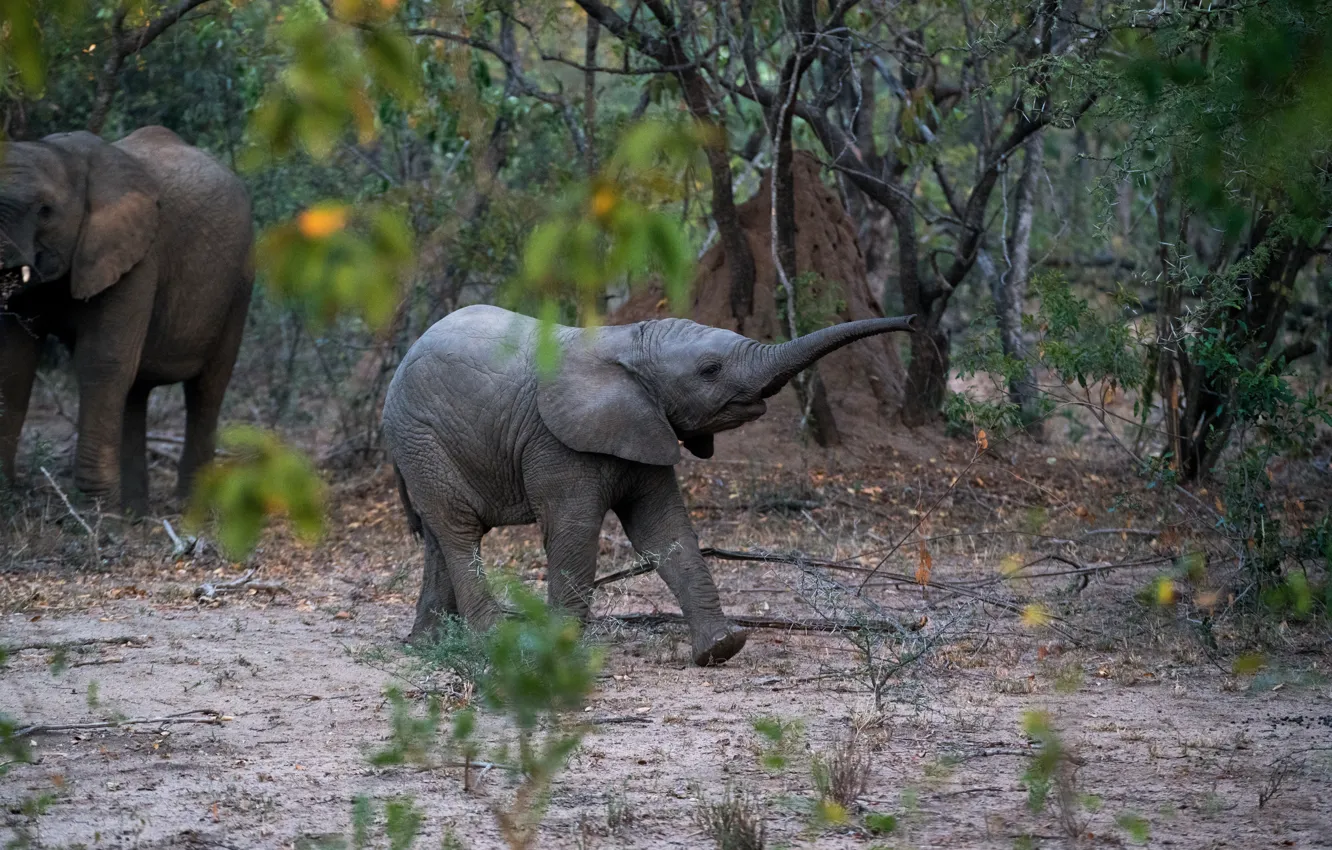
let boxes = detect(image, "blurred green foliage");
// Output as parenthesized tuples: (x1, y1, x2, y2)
(243, 0, 418, 164)
(184, 425, 325, 559)
(750, 715, 805, 774)
(1124, 0, 1332, 234)
(256, 201, 414, 331)
(511, 120, 706, 370)
(371, 579, 601, 850)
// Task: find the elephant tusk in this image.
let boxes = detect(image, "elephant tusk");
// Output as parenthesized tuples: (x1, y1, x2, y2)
(20, 265, 30, 283)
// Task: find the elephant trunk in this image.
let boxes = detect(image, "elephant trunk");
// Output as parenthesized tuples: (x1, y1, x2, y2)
(754, 315, 918, 398)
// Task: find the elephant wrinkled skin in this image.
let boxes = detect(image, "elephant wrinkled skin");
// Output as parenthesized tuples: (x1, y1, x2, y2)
(0, 127, 254, 514)
(383, 304, 916, 667)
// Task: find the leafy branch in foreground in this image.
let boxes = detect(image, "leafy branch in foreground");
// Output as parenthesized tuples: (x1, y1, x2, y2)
(184, 426, 325, 560)
(508, 118, 707, 370)
(256, 201, 414, 332)
(371, 578, 602, 850)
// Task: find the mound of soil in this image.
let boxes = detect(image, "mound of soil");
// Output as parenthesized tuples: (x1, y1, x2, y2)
(611, 152, 908, 462)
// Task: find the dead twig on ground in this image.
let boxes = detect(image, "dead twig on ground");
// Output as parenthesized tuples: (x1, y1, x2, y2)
(163, 519, 199, 557)
(40, 466, 99, 565)
(15, 709, 229, 737)
(696, 546, 1077, 637)
(195, 568, 291, 600)
(605, 612, 922, 634)
(8, 635, 148, 652)
(69, 657, 124, 668)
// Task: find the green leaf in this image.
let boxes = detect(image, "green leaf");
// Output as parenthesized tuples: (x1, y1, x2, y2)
(865, 813, 897, 835)
(1233, 652, 1266, 676)
(255, 202, 412, 333)
(384, 796, 423, 850)
(533, 300, 564, 377)
(1115, 811, 1151, 844)
(352, 795, 373, 850)
(184, 426, 327, 561)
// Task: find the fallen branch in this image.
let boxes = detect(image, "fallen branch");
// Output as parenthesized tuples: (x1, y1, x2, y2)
(69, 657, 124, 668)
(7, 635, 148, 653)
(195, 569, 290, 600)
(40, 466, 99, 564)
(163, 519, 198, 558)
(16, 709, 228, 738)
(594, 561, 656, 587)
(587, 714, 654, 725)
(605, 612, 922, 634)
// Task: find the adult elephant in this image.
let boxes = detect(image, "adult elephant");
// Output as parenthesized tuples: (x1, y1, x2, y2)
(0, 126, 254, 514)
(383, 305, 916, 666)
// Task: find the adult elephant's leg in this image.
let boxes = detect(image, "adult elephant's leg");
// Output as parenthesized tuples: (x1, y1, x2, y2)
(179, 290, 250, 500)
(409, 523, 461, 642)
(119, 383, 152, 516)
(71, 263, 155, 505)
(614, 467, 748, 666)
(0, 317, 42, 486)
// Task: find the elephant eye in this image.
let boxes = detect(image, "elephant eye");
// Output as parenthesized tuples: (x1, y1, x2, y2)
(699, 362, 722, 380)
(37, 205, 52, 220)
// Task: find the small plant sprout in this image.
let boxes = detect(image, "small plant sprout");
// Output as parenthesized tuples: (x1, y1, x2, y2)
(1020, 711, 1089, 839)
(696, 786, 767, 850)
(751, 715, 806, 774)
(811, 730, 871, 823)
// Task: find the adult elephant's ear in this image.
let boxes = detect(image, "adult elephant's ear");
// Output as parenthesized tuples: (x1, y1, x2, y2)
(63, 135, 160, 300)
(537, 325, 682, 467)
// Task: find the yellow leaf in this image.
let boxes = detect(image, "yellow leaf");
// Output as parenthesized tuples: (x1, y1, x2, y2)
(1155, 577, 1176, 606)
(976, 429, 989, 451)
(591, 185, 617, 218)
(1232, 652, 1265, 676)
(1021, 603, 1052, 628)
(999, 554, 1024, 576)
(915, 541, 933, 585)
(297, 204, 349, 239)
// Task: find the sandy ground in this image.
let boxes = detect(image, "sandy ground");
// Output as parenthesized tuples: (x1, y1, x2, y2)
(3, 581, 1330, 849)
(3, 399, 1332, 849)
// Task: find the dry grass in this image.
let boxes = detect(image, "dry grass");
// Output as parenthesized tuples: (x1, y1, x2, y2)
(695, 787, 766, 850)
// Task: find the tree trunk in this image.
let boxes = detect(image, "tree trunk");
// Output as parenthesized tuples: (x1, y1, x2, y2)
(998, 131, 1044, 435)
(583, 14, 599, 174)
(770, 4, 840, 448)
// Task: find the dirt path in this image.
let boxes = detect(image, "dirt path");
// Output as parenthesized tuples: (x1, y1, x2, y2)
(3, 588, 1329, 849)
(4, 450, 1332, 849)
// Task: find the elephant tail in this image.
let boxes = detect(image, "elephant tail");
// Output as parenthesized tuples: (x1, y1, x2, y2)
(394, 464, 424, 539)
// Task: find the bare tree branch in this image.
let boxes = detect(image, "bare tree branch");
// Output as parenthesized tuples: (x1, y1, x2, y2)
(88, 0, 217, 134)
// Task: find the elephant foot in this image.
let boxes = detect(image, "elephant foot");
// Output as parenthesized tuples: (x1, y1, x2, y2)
(407, 607, 444, 645)
(690, 621, 749, 667)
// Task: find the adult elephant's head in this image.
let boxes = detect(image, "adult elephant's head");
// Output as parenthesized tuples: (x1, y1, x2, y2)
(0, 131, 159, 306)
(537, 313, 918, 465)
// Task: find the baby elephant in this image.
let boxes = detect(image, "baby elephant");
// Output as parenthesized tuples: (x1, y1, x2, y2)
(383, 304, 915, 666)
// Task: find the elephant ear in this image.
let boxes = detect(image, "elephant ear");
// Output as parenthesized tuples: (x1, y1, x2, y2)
(536, 327, 682, 467)
(63, 135, 160, 300)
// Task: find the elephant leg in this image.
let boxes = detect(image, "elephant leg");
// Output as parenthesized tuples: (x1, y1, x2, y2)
(71, 260, 155, 504)
(179, 375, 223, 502)
(408, 490, 499, 634)
(119, 383, 151, 517)
(614, 467, 748, 666)
(409, 523, 461, 642)
(178, 290, 250, 501)
(540, 507, 606, 622)
(0, 317, 42, 486)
